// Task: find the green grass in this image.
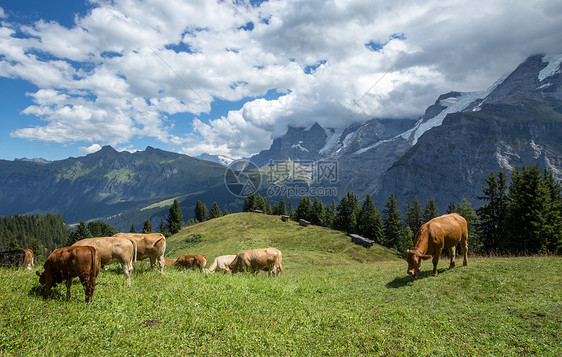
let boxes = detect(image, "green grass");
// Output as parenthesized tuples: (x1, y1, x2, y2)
(1, 213, 561, 356)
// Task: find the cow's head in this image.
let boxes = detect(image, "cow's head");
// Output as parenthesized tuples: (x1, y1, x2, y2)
(36, 270, 46, 285)
(406, 249, 432, 279)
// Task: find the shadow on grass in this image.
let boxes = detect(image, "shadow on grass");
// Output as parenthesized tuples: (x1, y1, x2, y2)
(29, 284, 66, 301)
(386, 268, 447, 288)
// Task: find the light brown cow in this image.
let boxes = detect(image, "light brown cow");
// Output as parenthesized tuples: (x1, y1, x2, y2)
(228, 248, 283, 276)
(406, 213, 468, 279)
(73, 237, 136, 286)
(113, 233, 166, 273)
(0, 249, 34, 270)
(164, 259, 177, 267)
(205, 255, 236, 274)
(36, 246, 101, 304)
(174, 254, 207, 272)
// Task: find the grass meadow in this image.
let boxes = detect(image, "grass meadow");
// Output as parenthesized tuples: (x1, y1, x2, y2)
(1, 213, 561, 356)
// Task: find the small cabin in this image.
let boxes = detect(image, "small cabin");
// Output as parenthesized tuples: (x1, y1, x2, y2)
(299, 219, 310, 227)
(281, 215, 290, 222)
(252, 210, 264, 214)
(349, 234, 375, 248)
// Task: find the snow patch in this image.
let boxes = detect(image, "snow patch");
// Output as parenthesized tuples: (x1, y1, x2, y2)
(319, 128, 343, 156)
(291, 141, 309, 152)
(529, 140, 542, 159)
(538, 54, 562, 82)
(400, 74, 508, 146)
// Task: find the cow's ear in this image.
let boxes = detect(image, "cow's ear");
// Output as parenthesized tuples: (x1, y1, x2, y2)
(420, 254, 432, 260)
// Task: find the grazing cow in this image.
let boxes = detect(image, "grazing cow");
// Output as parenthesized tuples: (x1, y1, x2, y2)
(228, 248, 283, 276)
(73, 237, 136, 286)
(113, 233, 166, 273)
(164, 259, 177, 267)
(36, 246, 101, 304)
(174, 254, 207, 272)
(0, 249, 34, 270)
(205, 255, 236, 274)
(406, 213, 468, 280)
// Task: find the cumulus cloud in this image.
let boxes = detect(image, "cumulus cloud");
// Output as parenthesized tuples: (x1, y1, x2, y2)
(2, 0, 562, 158)
(79, 143, 102, 154)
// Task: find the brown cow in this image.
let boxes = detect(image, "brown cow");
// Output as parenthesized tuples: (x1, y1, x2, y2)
(0, 249, 34, 270)
(406, 213, 468, 279)
(36, 246, 101, 304)
(73, 237, 136, 286)
(113, 233, 166, 273)
(174, 254, 207, 272)
(228, 248, 283, 276)
(164, 259, 177, 267)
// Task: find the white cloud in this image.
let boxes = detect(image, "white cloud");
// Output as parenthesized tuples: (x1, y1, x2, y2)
(79, 143, 102, 154)
(1, 0, 562, 159)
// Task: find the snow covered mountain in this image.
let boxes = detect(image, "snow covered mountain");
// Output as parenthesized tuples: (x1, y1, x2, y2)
(247, 54, 562, 209)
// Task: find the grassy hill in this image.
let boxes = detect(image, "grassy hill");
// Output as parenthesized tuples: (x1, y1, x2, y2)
(165, 212, 401, 268)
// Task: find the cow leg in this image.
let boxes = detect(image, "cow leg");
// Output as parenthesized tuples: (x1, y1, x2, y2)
(121, 262, 131, 286)
(158, 255, 165, 274)
(66, 278, 73, 301)
(462, 240, 468, 267)
(432, 252, 440, 276)
(449, 246, 456, 269)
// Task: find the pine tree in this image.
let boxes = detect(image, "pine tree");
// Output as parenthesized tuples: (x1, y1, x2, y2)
(477, 170, 510, 253)
(142, 220, 153, 234)
(507, 165, 549, 254)
(289, 200, 296, 220)
(159, 218, 171, 237)
(423, 198, 439, 222)
(542, 169, 562, 253)
(405, 199, 424, 238)
(275, 197, 287, 216)
(333, 192, 361, 233)
(457, 197, 481, 254)
(383, 194, 402, 249)
(295, 196, 313, 221)
(310, 197, 326, 226)
(446, 201, 457, 214)
(168, 199, 184, 234)
(243, 192, 256, 212)
(129, 224, 137, 233)
(194, 200, 207, 223)
(359, 195, 384, 243)
(88, 221, 118, 237)
(208, 202, 223, 219)
(67, 221, 92, 245)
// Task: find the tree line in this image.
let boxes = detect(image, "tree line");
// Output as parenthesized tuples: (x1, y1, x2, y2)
(243, 165, 561, 256)
(1, 165, 560, 258)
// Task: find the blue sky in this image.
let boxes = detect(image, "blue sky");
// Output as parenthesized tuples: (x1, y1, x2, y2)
(1, 0, 561, 161)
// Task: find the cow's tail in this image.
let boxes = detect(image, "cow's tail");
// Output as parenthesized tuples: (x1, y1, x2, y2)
(276, 250, 283, 274)
(132, 240, 138, 273)
(88, 246, 97, 298)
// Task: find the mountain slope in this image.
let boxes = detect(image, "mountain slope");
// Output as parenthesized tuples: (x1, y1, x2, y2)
(0, 146, 236, 227)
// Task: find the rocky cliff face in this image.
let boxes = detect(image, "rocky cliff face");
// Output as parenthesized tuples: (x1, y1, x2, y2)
(377, 54, 562, 209)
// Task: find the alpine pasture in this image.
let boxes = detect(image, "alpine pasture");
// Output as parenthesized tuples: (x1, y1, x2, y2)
(1, 213, 561, 356)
